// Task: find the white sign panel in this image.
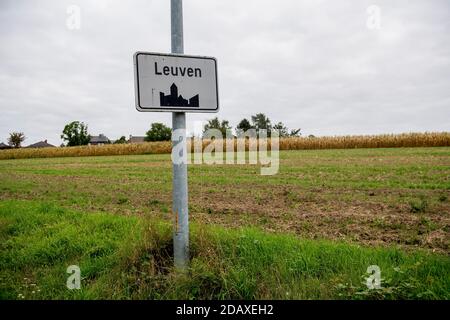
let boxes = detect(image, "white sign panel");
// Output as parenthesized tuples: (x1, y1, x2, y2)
(134, 52, 219, 112)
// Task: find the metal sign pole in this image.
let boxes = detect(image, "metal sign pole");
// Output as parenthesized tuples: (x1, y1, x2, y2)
(171, 0, 189, 270)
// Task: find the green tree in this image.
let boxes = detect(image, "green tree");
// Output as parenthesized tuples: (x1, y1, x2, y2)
(145, 123, 171, 141)
(237, 118, 252, 131)
(272, 122, 289, 137)
(61, 121, 90, 146)
(203, 117, 232, 138)
(114, 136, 127, 144)
(289, 128, 301, 137)
(236, 118, 253, 137)
(8, 132, 26, 148)
(251, 113, 271, 137)
(251, 113, 271, 131)
(271, 122, 301, 137)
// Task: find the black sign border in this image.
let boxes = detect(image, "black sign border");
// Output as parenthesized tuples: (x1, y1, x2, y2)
(134, 51, 219, 113)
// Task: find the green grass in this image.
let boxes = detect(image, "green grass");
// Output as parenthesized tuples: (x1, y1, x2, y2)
(0, 200, 141, 299)
(1, 200, 448, 300)
(1, 147, 449, 253)
(1, 147, 449, 299)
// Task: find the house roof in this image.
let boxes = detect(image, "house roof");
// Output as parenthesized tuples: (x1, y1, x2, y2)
(128, 136, 146, 143)
(0, 142, 11, 149)
(26, 140, 55, 148)
(90, 134, 110, 143)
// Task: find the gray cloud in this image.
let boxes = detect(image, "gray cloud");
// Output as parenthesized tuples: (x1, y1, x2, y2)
(0, 0, 449, 146)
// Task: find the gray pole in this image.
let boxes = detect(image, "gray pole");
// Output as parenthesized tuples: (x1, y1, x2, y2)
(171, 0, 189, 270)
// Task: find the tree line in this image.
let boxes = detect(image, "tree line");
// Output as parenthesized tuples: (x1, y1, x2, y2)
(4, 114, 300, 147)
(205, 113, 301, 138)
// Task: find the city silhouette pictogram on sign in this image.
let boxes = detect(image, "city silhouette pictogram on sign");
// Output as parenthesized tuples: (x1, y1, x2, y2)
(160, 83, 199, 107)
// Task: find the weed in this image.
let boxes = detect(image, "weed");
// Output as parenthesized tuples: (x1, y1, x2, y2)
(409, 199, 428, 213)
(148, 199, 162, 206)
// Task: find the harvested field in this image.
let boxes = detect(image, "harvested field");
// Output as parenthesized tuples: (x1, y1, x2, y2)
(1, 147, 449, 253)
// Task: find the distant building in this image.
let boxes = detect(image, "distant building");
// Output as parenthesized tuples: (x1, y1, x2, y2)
(89, 134, 110, 145)
(160, 83, 199, 107)
(128, 135, 146, 144)
(0, 142, 12, 150)
(26, 140, 56, 148)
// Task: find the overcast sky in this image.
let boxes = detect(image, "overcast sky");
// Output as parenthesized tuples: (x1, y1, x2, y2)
(0, 0, 449, 145)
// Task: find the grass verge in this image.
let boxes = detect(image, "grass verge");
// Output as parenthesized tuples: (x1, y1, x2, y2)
(0, 200, 449, 300)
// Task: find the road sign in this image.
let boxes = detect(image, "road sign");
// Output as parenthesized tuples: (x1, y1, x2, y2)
(134, 52, 219, 113)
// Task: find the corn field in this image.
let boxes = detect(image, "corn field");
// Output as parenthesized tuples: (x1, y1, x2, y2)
(0, 132, 449, 160)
